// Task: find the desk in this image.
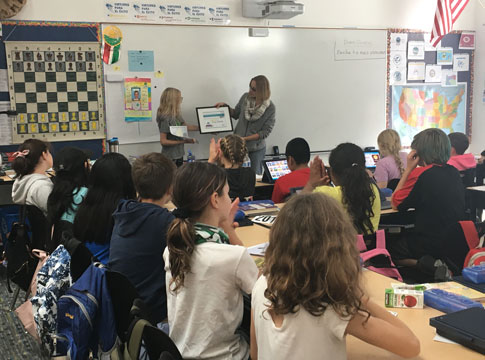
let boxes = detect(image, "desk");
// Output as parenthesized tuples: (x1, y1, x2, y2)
(236, 224, 483, 360)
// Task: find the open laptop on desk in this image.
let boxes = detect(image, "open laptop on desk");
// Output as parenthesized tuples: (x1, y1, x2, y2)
(261, 158, 291, 184)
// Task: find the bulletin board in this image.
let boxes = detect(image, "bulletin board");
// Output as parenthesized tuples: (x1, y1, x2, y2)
(386, 30, 474, 146)
(0, 21, 104, 158)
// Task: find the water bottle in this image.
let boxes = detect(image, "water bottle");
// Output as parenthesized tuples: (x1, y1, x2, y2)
(187, 150, 195, 163)
(108, 137, 119, 153)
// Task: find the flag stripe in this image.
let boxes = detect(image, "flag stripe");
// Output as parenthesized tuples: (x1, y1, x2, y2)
(430, 0, 469, 47)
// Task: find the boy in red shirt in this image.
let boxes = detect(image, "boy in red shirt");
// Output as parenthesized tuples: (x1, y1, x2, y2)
(271, 138, 310, 203)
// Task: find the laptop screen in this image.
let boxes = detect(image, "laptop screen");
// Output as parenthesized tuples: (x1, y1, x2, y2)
(364, 151, 380, 169)
(264, 159, 291, 181)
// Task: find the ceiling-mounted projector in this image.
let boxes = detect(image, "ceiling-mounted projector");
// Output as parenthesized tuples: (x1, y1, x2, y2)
(243, 0, 304, 19)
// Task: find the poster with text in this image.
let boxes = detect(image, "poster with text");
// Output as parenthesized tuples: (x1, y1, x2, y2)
(124, 78, 152, 122)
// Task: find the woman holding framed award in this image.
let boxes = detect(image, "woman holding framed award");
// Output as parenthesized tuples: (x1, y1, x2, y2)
(216, 75, 276, 175)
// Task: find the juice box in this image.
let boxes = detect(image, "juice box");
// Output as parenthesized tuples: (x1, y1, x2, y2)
(385, 288, 424, 308)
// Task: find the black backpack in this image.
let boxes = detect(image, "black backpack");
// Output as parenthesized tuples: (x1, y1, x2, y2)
(5, 205, 38, 292)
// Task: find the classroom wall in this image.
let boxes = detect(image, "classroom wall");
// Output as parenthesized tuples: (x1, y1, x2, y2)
(10, 0, 482, 155)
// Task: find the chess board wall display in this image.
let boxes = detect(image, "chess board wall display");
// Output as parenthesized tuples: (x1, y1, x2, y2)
(6, 42, 105, 143)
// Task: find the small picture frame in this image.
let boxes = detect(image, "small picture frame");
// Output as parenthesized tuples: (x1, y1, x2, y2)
(196, 106, 233, 134)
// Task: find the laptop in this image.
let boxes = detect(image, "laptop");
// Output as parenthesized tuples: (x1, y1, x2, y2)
(364, 151, 380, 170)
(261, 159, 291, 184)
(430, 307, 485, 354)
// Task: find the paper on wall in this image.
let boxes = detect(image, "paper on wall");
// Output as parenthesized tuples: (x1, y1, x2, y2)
(437, 47, 453, 65)
(459, 32, 475, 50)
(425, 65, 442, 83)
(0, 101, 13, 145)
(407, 62, 426, 81)
(423, 33, 440, 50)
(0, 69, 8, 92)
(407, 41, 425, 60)
(453, 53, 469, 72)
(390, 51, 406, 68)
(441, 69, 458, 87)
(390, 33, 407, 51)
(390, 66, 406, 85)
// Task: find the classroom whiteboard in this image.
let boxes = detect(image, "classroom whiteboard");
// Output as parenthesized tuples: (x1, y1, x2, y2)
(103, 25, 387, 158)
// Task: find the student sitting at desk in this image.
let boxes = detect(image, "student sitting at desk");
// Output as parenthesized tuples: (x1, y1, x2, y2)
(47, 147, 90, 251)
(271, 137, 310, 203)
(250, 193, 420, 360)
(374, 129, 407, 190)
(109, 153, 175, 325)
(392, 129, 466, 280)
(447, 132, 476, 172)
(11, 139, 53, 216)
(208, 134, 255, 201)
(303, 143, 381, 235)
(157, 87, 198, 167)
(73, 153, 136, 264)
(164, 162, 258, 360)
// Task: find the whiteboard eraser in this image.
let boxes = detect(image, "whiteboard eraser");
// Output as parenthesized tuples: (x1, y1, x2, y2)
(105, 73, 124, 82)
(248, 28, 269, 37)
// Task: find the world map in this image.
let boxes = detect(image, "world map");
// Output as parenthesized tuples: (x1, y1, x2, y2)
(391, 84, 467, 145)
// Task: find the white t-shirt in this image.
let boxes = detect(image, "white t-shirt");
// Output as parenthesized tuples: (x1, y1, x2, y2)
(252, 276, 351, 360)
(163, 242, 258, 360)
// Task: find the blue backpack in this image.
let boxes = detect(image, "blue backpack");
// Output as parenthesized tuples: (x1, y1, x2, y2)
(56, 263, 120, 359)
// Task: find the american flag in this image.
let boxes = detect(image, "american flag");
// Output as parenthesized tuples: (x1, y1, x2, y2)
(430, 0, 470, 47)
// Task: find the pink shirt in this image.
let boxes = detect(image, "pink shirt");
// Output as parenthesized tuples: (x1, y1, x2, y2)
(374, 153, 408, 184)
(448, 153, 476, 172)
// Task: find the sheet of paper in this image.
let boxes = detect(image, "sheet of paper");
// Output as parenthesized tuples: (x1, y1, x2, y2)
(423, 33, 440, 50)
(407, 62, 426, 81)
(437, 47, 453, 65)
(442, 69, 458, 87)
(459, 32, 475, 50)
(390, 66, 406, 85)
(433, 333, 458, 345)
(390, 51, 406, 68)
(247, 242, 269, 257)
(169, 126, 188, 138)
(390, 33, 407, 51)
(128, 50, 155, 72)
(407, 41, 425, 60)
(453, 53, 469, 72)
(0, 69, 8, 92)
(0, 101, 13, 145)
(425, 65, 442, 83)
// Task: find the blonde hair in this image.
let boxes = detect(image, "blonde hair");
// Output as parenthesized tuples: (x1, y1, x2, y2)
(219, 134, 248, 167)
(157, 87, 181, 120)
(264, 193, 368, 319)
(377, 129, 404, 174)
(251, 75, 271, 103)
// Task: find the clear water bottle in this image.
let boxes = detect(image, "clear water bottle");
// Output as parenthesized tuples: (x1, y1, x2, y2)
(187, 150, 196, 163)
(242, 155, 251, 168)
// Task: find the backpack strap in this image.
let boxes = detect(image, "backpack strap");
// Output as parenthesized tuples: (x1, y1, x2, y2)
(19, 204, 27, 224)
(125, 318, 150, 360)
(376, 229, 386, 249)
(356, 234, 367, 252)
(459, 221, 480, 249)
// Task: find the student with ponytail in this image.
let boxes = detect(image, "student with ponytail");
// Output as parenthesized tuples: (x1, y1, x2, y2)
(208, 134, 256, 201)
(11, 139, 53, 215)
(303, 143, 381, 234)
(164, 162, 258, 360)
(47, 147, 90, 250)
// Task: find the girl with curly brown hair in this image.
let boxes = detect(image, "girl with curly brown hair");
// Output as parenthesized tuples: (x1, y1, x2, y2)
(250, 193, 420, 359)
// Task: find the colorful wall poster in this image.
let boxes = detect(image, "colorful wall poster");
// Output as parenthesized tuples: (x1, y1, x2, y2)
(105, 1, 133, 21)
(437, 47, 453, 65)
(391, 84, 467, 145)
(124, 78, 152, 122)
(132, 2, 158, 22)
(459, 32, 475, 50)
